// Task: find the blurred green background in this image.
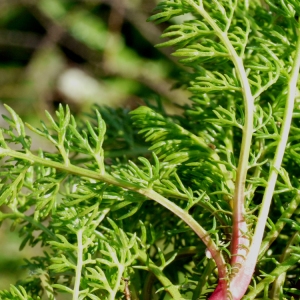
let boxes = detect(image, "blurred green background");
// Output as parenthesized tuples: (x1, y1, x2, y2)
(0, 0, 190, 120)
(0, 0, 191, 294)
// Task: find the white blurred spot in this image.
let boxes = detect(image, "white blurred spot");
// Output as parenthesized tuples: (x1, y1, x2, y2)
(57, 68, 103, 104)
(205, 248, 212, 259)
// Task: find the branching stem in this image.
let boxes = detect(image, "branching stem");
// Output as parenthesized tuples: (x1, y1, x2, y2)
(230, 22, 300, 300)
(186, 1, 254, 298)
(243, 252, 300, 300)
(138, 250, 184, 299)
(243, 22, 300, 289)
(0, 147, 227, 297)
(270, 232, 300, 299)
(258, 192, 300, 260)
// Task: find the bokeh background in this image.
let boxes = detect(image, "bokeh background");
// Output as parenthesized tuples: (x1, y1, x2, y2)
(0, 0, 191, 293)
(0, 0, 190, 119)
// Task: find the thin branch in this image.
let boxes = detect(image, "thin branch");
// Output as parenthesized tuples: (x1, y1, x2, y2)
(248, 23, 300, 279)
(186, 1, 254, 298)
(0, 147, 227, 288)
(231, 21, 300, 300)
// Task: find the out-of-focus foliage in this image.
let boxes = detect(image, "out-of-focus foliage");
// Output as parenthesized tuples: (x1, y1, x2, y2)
(0, 0, 190, 120)
(0, 0, 190, 293)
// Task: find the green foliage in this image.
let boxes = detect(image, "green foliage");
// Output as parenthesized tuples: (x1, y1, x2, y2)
(1, 0, 300, 300)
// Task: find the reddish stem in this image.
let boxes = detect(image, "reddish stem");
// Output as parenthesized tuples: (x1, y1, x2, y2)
(228, 248, 258, 300)
(209, 278, 228, 299)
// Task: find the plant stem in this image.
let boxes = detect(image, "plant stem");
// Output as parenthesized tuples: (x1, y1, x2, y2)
(73, 229, 83, 300)
(112, 266, 124, 300)
(231, 23, 300, 300)
(0, 147, 227, 296)
(193, 258, 216, 300)
(187, 1, 254, 298)
(270, 232, 300, 299)
(142, 189, 229, 297)
(188, 0, 253, 242)
(258, 192, 300, 260)
(139, 249, 196, 299)
(250, 20, 300, 273)
(138, 254, 182, 298)
(243, 252, 300, 300)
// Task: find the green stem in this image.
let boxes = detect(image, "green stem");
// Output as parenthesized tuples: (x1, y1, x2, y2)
(138, 250, 184, 299)
(73, 229, 83, 300)
(140, 190, 228, 290)
(112, 266, 124, 300)
(141, 247, 200, 299)
(258, 193, 300, 260)
(243, 252, 300, 300)
(192, 256, 216, 299)
(0, 148, 141, 189)
(146, 191, 227, 297)
(230, 23, 300, 300)
(270, 232, 300, 299)
(248, 24, 300, 281)
(0, 147, 227, 292)
(187, 0, 254, 270)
